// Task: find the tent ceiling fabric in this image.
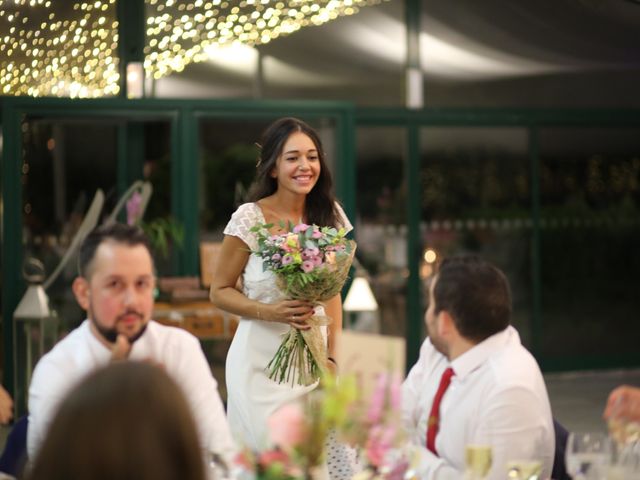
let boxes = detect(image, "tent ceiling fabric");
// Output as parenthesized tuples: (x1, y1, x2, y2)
(161, 0, 640, 98)
(2, 0, 639, 99)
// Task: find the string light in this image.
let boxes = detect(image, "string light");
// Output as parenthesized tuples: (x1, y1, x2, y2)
(1, 0, 386, 97)
(0, 0, 119, 97)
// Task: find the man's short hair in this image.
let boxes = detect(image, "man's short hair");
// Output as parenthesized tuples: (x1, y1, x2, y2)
(78, 223, 153, 278)
(433, 255, 511, 342)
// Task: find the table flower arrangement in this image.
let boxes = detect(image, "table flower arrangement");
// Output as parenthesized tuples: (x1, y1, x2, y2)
(344, 372, 416, 480)
(235, 374, 358, 480)
(250, 221, 356, 386)
(233, 372, 418, 480)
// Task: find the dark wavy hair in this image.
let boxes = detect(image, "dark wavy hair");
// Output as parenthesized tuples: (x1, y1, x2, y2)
(247, 117, 341, 228)
(433, 255, 512, 343)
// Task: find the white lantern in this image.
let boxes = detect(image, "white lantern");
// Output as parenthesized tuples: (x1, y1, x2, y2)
(13, 259, 58, 417)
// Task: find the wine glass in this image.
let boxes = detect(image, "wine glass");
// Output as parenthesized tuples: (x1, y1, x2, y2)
(565, 432, 612, 480)
(506, 460, 542, 480)
(464, 444, 492, 480)
(610, 438, 640, 479)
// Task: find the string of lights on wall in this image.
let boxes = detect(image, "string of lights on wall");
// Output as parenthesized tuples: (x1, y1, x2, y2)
(0, 0, 385, 98)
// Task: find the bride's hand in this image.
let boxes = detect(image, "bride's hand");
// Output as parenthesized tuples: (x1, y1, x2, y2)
(269, 300, 314, 330)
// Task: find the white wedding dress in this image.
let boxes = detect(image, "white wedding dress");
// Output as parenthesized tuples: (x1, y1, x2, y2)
(224, 202, 358, 480)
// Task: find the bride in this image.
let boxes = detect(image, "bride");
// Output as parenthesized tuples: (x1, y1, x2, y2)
(210, 117, 356, 479)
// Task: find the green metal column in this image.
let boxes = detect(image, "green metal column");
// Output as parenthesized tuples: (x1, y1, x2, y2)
(117, 0, 145, 98)
(405, 0, 423, 369)
(336, 107, 356, 222)
(1, 103, 23, 396)
(406, 119, 422, 370)
(405, 0, 422, 107)
(174, 107, 199, 276)
(529, 126, 543, 361)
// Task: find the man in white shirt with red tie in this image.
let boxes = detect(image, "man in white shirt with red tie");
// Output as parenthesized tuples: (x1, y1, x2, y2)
(402, 255, 554, 480)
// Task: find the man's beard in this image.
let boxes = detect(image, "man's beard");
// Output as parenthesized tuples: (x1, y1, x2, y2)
(90, 307, 149, 345)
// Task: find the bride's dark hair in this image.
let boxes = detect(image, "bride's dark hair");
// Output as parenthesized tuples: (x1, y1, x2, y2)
(247, 117, 341, 228)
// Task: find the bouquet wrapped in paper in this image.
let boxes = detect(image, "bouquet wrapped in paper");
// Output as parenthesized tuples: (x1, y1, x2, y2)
(250, 221, 356, 386)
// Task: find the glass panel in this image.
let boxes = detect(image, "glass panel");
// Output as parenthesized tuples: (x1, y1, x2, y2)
(538, 128, 640, 359)
(198, 116, 339, 401)
(355, 126, 407, 337)
(419, 127, 532, 345)
(20, 117, 172, 335)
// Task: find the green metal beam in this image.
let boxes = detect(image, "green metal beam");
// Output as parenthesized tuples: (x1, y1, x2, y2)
(356, 107, 640, 126)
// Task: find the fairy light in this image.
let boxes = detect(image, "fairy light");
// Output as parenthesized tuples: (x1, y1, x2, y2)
(0, 0, 119, 97)
(1, 0, 386, 97)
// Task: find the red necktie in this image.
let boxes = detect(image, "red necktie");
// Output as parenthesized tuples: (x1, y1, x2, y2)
(426, 366, 455, 455)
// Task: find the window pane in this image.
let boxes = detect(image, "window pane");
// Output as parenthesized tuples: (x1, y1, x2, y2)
(21, 118, 172, 333)
(419, 127, 532, 345)
(355, 127, 407, 337)
(538, 128, 640, 359)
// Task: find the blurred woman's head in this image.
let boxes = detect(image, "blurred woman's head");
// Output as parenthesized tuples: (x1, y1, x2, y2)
(28, 362, 205, 480)
(248, 117, 340, 227)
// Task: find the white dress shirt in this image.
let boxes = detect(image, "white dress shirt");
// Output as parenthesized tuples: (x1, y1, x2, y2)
(28, 320, 236, 470)
(402, 326, 555, 480)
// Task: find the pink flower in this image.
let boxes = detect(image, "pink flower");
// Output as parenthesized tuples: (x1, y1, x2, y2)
(293, 223, 310, 233)
(312, 256, 323, 267)
(234, 451, 254, 471)
(302, 247, 319, 260)
(282, 254, 294, 265)
(312, 230, 323, 239)
(366, 424, 397, 467)
(367, 373, 388, 423)
(258, 449, 290, 466)
(268, 403, 308, 451)
(389, 373, 402, 410)
(126, 191, 142, 226)
(302, 260, 315, 273)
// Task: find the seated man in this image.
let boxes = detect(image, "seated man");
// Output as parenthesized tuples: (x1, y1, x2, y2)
(402, 255, 554, 480)
(27, 223, 236, 472)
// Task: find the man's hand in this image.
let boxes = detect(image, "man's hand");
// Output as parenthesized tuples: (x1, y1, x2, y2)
(0, 386, 13, 424)
(110, 334, 132, 361)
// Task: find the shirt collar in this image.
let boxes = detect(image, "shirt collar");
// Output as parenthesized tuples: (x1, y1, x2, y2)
(450, 325, 519, 380)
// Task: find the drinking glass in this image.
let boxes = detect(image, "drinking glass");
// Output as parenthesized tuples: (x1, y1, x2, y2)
(506, 460, 542, 479)
(565, 432, 612, 480)
(464, 444, 492, 480)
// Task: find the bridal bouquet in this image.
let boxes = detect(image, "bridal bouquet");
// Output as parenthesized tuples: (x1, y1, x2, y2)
(250, 221, 356, 386)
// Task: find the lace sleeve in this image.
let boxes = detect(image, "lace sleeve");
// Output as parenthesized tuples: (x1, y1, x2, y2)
(223, 203, 262, 251)
(335, 202, 353, 234)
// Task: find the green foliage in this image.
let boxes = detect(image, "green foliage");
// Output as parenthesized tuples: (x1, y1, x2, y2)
(201, 143, 258, 230)
(140, 216, 184, 258)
